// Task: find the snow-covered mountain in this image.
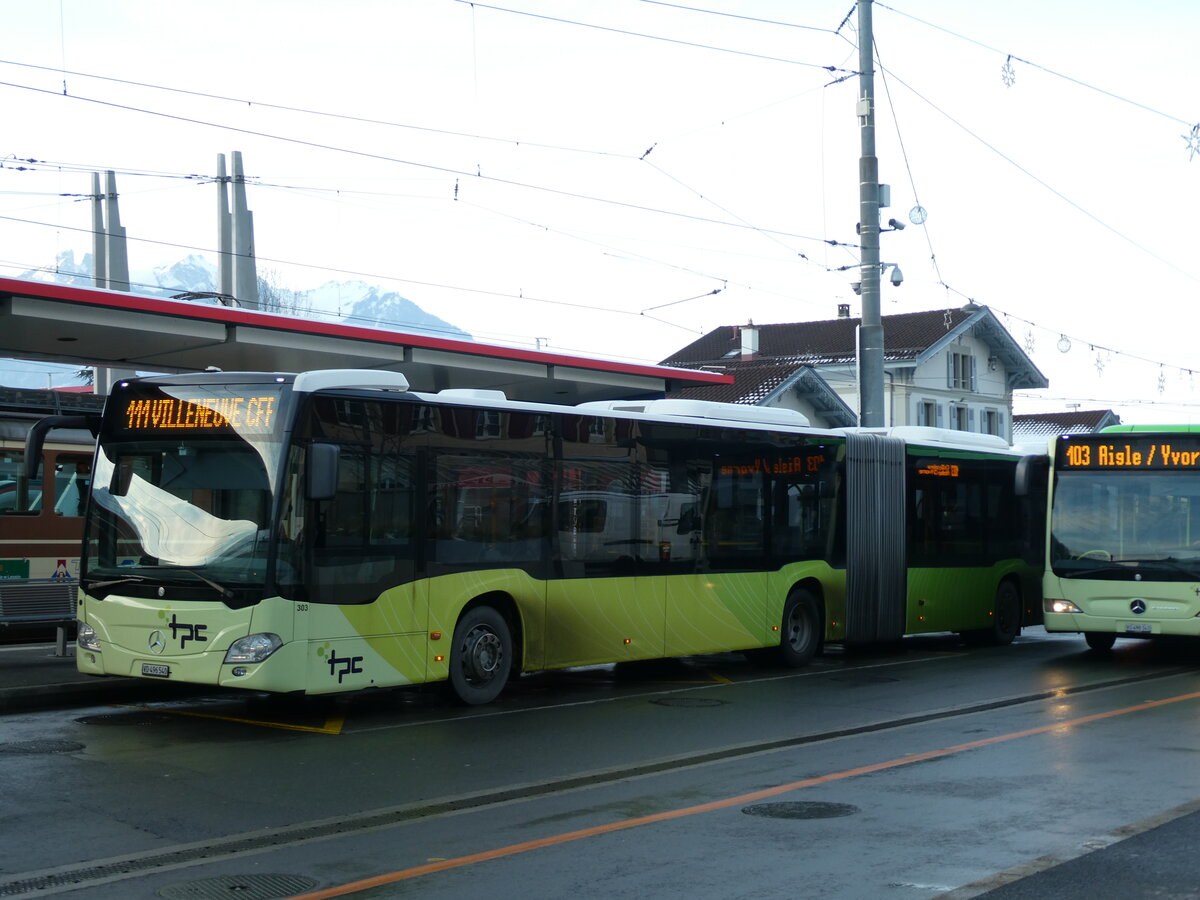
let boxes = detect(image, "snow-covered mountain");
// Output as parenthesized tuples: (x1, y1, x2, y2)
(0, 251, 471, 389)
(16, 251, 471, 340)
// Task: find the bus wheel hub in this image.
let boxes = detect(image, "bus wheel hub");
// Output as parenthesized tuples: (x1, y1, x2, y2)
(463, 628, 502, 680)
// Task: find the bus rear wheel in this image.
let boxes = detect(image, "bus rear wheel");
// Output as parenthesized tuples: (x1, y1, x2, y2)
(448, 606, 513, 706)
(778, 588, 822, 667)
(1084, 631, 1117, 651)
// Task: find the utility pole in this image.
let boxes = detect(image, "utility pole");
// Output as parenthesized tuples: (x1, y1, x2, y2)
(90, 173, 107, 288)
(856, 0, 885, 428)
(101, 170, 130, 292)
(231, 151, 259, 309)
(91, 170, 134, 395)
(216, 154, 234, 300)
(215, 151, 260, 308)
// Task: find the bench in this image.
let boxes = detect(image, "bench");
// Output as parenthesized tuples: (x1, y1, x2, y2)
(0, 579, 78, 656)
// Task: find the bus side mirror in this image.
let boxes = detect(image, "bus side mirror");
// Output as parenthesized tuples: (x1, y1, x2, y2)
(24, 414, 100, 479)
(1014, 454, 1047, 498)
(306, 443, 339, 501)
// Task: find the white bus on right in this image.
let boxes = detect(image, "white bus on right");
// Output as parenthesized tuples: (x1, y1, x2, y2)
(1042, 424, 1200, 650)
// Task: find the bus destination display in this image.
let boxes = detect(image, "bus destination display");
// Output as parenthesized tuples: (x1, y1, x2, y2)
(117, 395, 279, 434)
(1058, 437, 1200, 471)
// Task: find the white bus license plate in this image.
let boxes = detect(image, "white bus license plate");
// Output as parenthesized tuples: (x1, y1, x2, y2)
(141, 663, 170, 678)
(1124, 623, 1152, 634)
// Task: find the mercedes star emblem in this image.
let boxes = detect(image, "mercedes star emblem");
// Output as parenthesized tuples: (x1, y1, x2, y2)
(148, 631, 166, 654)
(1130, 599, 1147, 615)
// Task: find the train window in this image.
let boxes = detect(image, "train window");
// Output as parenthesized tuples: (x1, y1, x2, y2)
(0, 451, 42, 515)
(53, 454, 92, 518)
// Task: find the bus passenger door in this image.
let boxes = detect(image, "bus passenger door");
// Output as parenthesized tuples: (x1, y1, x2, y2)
(545, 466, 666, 667)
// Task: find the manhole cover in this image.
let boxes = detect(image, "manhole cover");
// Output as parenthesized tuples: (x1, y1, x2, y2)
(76, 712, 176, 726)
(158, 873, 320, 899)
(742, 801, 859, 820)
(650, 697, 725, 708)
(0, 740, 84, 755)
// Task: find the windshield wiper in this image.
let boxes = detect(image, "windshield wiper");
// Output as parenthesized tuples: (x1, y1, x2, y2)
(1057, 563, 1138, 580)
(1131, 558, 1200, 579)
(84, 574, 149, 590)
(1057, 558, 1200, 581)
(158, 567, 236, 600)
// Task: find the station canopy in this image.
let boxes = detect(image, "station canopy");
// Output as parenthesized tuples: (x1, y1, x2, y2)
(0, 278, 730, 405)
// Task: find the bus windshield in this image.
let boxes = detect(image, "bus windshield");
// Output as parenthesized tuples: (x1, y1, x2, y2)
(84, 381, 288, 592)
(1050, 469, 1200, 579)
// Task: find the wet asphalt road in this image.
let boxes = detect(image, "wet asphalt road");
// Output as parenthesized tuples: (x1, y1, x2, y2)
(3, 628, 1200, 899)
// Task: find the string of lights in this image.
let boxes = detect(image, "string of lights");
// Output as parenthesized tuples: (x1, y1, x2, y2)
(874, 2, 1198, 131)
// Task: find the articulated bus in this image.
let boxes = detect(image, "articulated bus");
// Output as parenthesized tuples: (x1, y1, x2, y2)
(1042, 424, 1200, 649)
(34, 369, 1043, 704)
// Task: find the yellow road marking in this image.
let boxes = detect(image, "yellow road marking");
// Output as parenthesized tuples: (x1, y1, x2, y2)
(116, 704, 345, 735)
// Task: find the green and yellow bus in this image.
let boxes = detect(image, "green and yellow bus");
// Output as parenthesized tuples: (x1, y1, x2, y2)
(1042, 425, 1200, 650)
(39, 369, 1042, 704)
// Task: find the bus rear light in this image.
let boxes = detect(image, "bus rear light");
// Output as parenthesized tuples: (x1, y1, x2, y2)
(77, 622, 100, 652)
(1045, 598, 1082, 614)
(223, 633, 283, 664)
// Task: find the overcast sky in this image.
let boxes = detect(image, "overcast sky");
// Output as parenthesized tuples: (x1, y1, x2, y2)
(0, 0, 1197, 423)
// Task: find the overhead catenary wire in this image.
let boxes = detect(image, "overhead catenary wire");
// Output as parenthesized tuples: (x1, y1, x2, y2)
(451, 0, 856, 72)
(0, 1, 1195, 406)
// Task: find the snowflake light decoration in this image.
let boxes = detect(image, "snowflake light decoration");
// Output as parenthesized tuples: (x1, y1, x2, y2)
(1185, 124, 1200, 162)
(1001, 55, 1016, 88)
(1024, 329, 1036, 355)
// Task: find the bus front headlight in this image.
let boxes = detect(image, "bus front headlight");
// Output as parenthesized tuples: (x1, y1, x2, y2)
(77, 622, 100, 652)
(1045, 598, 1082, 614)
(224, 633, 283, 664)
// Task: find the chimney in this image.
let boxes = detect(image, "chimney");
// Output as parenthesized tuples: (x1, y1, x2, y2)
(740, 321, 759, 360)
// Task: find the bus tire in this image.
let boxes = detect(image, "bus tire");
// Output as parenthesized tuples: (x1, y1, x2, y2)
(990, 580, 1022, 646)
(448, 605, 513, 706)
(778, 588, 822, 667)
(1085, 631, 1117, 652)
(963, 580, 1021, 647)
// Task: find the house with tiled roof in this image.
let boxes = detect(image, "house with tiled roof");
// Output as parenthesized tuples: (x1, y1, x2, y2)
(659, 303, 1048, 439)
(1012, 409, 1121, 441)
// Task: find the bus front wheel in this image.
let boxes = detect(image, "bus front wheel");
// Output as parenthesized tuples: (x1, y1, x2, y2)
(448, 606, 513, 706)
(778, 588, 822, 667)
(1084, 631, 1117, 651)
(963, 580, 1022, 647)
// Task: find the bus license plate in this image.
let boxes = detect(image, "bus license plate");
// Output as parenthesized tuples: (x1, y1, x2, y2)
(141, 663, 170, 678)
(1124, 623, 1152, 634)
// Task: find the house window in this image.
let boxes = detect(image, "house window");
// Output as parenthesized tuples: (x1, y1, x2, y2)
(948, 352, 975, 390)
(918, 400, 938, 427)
(411, 406, 437, 433)
(476, 410, 502, 439)
(983, 409, 1003, 436)
(950, 404, 969, 431)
